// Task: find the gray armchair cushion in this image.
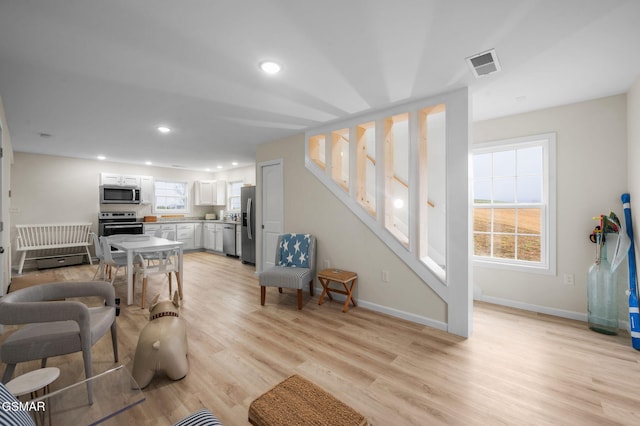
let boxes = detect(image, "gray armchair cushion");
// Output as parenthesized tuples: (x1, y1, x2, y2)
(259, 267, 313, 290)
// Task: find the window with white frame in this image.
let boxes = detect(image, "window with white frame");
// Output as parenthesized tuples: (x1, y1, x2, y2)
(228, 181, 242, 211)
(153, 180, 189, 214)
(472, 133, 556, 273)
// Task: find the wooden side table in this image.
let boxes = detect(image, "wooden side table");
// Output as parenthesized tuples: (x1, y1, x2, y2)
(317, 268, 358, 313)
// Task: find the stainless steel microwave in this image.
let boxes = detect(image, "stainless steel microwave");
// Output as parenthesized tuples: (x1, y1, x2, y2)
(100, 185, 141, 204)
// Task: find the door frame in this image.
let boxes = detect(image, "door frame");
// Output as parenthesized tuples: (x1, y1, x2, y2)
(255, 158, 284, 274)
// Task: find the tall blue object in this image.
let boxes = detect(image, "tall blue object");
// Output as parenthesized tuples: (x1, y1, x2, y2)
(621, 193, 640, 350)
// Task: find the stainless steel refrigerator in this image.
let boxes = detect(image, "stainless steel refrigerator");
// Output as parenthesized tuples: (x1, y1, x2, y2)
(241, 186, 256, 264)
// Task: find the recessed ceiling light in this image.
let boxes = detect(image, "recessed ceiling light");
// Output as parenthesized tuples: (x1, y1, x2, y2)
(97, 155, 106, 161)
(205, 168, 211, 172)
(157, 126, 171, 134)
(232, 162, 238, 166)
(216, 165, 223, 169)
(259, 61, 282, 74)
(145, 161, 152, 165)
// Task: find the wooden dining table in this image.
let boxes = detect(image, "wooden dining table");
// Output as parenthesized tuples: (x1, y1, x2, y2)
(107, 235, 184, 305)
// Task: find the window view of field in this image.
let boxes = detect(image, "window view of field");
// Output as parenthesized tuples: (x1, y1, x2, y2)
(472, 141, 546, 264)
(474, 207, 542, 261)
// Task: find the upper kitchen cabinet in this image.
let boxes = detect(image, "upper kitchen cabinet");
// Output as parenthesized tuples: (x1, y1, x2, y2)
(216, 180, 227, 205)
(101, 172, 141, 187)
(194, 180, 227, 206)
(140, 175, 154, 205)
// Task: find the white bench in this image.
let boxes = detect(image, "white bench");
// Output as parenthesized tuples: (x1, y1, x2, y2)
(15, 223, 93, 274)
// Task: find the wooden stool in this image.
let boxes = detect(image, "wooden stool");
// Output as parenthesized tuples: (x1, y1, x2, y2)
(248, 375, 367, 426)
(317, 269, 358, 312)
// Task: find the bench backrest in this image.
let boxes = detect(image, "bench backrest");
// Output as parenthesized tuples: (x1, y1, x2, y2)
(16, 223, 92, 249)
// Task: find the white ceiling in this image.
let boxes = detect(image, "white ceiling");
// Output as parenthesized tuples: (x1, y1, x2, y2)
(1, 0, 639, 171)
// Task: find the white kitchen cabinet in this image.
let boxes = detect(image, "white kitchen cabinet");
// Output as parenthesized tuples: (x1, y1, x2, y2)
(143, 223, 161, 236)
(194, 180, 227, 206)
(101, 172, 141, 187)
(194, 223, 203, 249)
(214, 223, 223, 251)
(204, 223, 216, 250)
(144, 223, 177, 238)
(194, 180, 216, 206)
(203, 223, 223, 252)
(176, 223, 195, 250)
(216, 180, 227, 205)
(140, 175, 154, 205)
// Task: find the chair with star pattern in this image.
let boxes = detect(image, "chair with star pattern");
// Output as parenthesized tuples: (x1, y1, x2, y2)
(258, 234, 316, 310)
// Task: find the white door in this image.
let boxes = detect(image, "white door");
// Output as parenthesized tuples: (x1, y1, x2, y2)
(258, 160, 283, 272)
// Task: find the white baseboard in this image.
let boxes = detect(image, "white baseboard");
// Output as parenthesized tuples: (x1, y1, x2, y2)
(311, 286, 639, 337)
(475, 294, 587, 322)
(315, 286, 447, 331)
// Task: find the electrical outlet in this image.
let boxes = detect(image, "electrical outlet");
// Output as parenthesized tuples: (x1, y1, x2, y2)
(382, 270, 390, 283)
(323, 259, 330, 269)
(563, 273, 575, 285)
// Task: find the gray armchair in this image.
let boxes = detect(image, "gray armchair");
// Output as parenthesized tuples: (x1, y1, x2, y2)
(0, 281, 118, 403)
(259, 234, 316, 310)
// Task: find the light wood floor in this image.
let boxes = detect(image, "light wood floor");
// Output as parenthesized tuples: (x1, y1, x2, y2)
(4, 252, 640, 425)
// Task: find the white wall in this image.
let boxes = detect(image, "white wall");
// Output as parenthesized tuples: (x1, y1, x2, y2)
(256, 134, 447, 325)
(627, 76, 640, 292)
(10, 152, 254, 269)
(472, 94, 628, 318)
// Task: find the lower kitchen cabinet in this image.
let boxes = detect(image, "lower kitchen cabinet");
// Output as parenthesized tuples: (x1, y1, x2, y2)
(145, 222, 197, 251)
(203, 223, 223, 252)
(214, 224, 223, 252)
(176, 223, 195, 251)
(194, 223, 203, 249)
(143, 223, 161, 236)
(144, 221, 235, 254)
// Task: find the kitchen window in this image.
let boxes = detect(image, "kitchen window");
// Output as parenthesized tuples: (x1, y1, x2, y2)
(472, 133, 556, 274)
(228, 181, 242, 211)
(153, 180, 189, 214)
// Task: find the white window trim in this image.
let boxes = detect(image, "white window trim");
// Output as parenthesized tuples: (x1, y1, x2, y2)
(152, 179, 190, 214)
(472, 133, 556, 275)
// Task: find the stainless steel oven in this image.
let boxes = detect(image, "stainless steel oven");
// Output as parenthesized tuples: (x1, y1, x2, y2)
(98, 211, 144, 236)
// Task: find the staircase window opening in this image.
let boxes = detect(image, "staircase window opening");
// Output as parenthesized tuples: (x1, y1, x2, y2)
(418, 104, 447, 274)
(309, 134, 326, 170)
(331, 128, 349, 192)
(356, 121, 376, 216)
(384, 113, 410, 247)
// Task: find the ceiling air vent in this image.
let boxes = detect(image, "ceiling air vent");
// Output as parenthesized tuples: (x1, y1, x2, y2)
(466, 49, 501, 78)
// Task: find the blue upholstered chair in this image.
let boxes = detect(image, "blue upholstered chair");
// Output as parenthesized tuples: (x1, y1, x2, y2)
(259, 234, 316, 310)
